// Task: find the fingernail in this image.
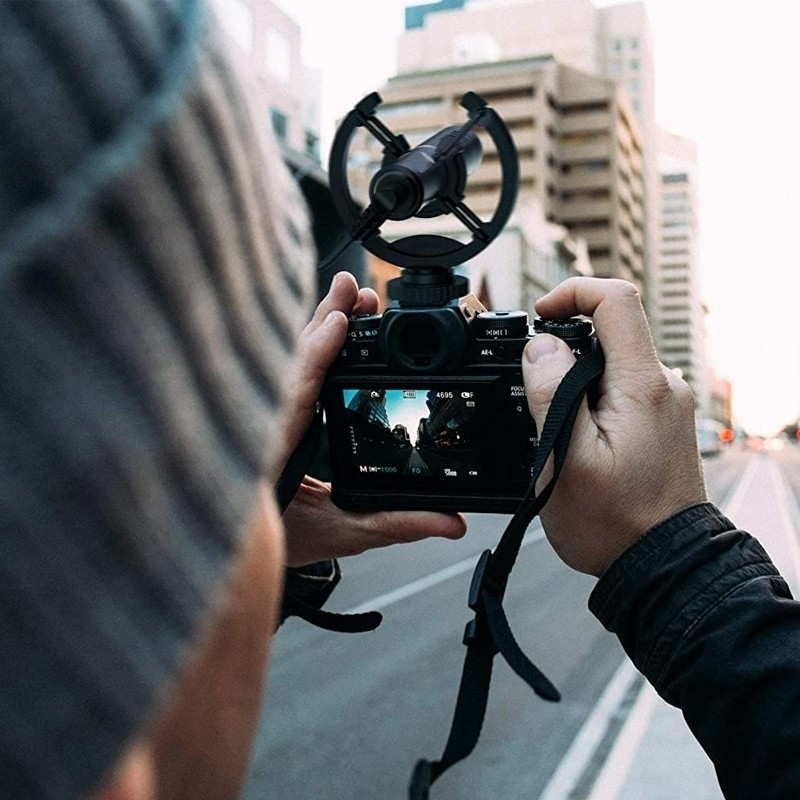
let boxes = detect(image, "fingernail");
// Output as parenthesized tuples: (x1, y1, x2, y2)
(525, 334, 560, 364)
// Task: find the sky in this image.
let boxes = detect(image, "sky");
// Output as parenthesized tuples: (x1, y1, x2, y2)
(272, 0, 800, 436)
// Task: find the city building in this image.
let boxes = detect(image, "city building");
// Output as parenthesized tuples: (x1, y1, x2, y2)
(396, 0, 658, 306)
(708, 374, 733, 428)
(656, 129, 709, 411)
(349, 54, 642, 308)
(346, 389, 391, 429)
(210, 0, 366, 291)
(210, 0, 320, 160)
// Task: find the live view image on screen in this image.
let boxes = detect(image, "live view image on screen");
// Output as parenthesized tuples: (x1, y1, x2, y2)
(342, 387, 481, 481)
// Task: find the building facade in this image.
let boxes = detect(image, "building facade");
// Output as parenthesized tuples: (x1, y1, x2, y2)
(348, 55, 643, 308)
(211, 0, 368, 293)
(397, 0, 658, 303)
(655, 129, 710, 411)
(210, 0, 321, 161)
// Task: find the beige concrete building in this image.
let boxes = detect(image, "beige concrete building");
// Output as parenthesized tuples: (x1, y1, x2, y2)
(398, 0, 658, 302)
(210, 0, 321, 161)
(656, 129, 710, 412)
(349, 55, 644, 304)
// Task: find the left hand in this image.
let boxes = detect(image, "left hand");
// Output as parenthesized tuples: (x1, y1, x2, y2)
(277, 272, 467, 567)
(282, 476, 466, 567)
(277, 271, 379, 470)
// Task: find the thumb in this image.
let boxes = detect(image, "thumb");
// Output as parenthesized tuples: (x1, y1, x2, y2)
(522, 333, 577, 435)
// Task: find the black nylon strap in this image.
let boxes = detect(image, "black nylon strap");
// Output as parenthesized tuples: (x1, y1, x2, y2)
(280, 593, 382, 633)
(409, 341, 605, 798)
(410, 639, 496, 800)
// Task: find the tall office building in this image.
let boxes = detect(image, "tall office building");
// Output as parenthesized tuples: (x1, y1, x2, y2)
(656, 129, 709, 412)
(395, 0, 657, 305)
(350, 52, 644, 308)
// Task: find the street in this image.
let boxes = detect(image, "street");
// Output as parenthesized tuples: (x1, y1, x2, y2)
(243, 444, 800, 800)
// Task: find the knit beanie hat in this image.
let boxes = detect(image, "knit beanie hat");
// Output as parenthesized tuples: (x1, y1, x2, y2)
(0, 1, 314, 798)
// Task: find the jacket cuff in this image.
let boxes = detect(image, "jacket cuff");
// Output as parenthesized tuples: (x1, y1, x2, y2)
(588, 502, 784, 689)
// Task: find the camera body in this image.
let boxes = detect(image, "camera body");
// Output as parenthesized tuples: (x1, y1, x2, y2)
(321, 91, 593, 512)
(323, 297, 594, 513)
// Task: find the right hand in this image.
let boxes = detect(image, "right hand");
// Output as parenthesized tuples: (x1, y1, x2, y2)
(522, 278, 707, 577)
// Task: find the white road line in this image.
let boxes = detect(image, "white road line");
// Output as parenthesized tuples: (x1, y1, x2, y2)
(342, 524, 545, 616)
(537, 456, 758, 800)
(538, 659, 641, 800)
(585, 683, 659, 800)
(766, 457, 800, 595)
(721, 456, 761, 521)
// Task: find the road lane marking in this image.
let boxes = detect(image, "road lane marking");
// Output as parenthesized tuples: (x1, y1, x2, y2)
(538, 659, 642, 800)
(585, 681, 658, 800)
(537, 456, 760, 800)
(342, 524, 546, 616)
(721, 456, 760, 520)
(766, 457, 800, 594)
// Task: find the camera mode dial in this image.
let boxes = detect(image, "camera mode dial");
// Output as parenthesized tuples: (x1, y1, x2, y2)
(475, 310, 529, 339)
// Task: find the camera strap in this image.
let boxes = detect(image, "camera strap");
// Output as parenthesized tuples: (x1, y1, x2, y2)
(409, 340, 605, 799)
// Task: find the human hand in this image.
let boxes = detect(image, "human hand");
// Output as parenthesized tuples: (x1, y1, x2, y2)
(277, 271, 379, 470)
(282, 476, 466, 567)
(522, 278, 707, 577)
(276, 272, 466, 566)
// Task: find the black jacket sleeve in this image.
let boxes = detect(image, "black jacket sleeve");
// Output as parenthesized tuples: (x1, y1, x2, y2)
(589, 502, 800, 800)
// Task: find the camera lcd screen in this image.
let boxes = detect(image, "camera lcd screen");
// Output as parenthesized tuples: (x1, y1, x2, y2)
(340, 387, 482, 482)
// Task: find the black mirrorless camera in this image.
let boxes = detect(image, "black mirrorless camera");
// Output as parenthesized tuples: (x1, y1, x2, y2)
(321, 92, 594, 513)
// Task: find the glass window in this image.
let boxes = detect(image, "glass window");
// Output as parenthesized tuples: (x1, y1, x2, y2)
(270, 107, 289, 143)
(305, 129, 320, 160)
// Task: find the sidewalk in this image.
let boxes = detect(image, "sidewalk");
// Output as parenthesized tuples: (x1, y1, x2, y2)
(541, 450, 800, 800)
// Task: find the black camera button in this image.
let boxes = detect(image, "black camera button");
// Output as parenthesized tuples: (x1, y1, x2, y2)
(347, 342, 376, 361)
(505, 383, 528, 413)
(514, 462, 536, 482)
(508, 397, 533, 419)
(519, 421, 539, 451)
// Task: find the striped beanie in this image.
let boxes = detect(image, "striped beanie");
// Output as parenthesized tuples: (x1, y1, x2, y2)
(0, 1, 314, 798)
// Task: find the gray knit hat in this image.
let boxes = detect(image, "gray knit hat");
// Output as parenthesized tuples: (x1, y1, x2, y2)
(0, 1, 314, 798)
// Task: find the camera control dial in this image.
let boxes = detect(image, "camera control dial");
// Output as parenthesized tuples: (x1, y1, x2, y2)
(475, 310, 529, 339)
(534, 318, 593, 339)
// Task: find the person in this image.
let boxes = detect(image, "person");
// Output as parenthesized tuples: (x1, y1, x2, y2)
(0, 2, 463, 800)
(522, 276, 800, 800)
(4, 6, 795, 800)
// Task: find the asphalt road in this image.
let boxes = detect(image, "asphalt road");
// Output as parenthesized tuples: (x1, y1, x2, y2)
(243, 443, 800, 800)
